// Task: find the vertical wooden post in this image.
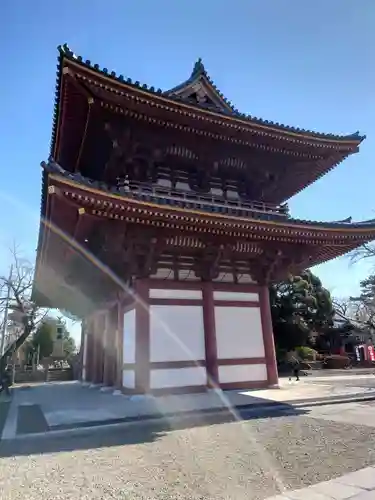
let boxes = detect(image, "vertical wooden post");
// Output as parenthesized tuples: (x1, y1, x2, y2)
(85, 318, 93, 382)
(115, 300, 124, 389)
(202, 282, 218, 387)
(134, 280, 150, 393)
(102, 311, 110, 386)
(259, 284, 278, 386)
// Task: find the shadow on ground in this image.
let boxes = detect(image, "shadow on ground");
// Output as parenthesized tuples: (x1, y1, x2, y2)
(0, 403, 307, 457)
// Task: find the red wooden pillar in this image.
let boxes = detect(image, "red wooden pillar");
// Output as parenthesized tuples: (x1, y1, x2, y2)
(134, 280, 150, 393)
(97, 313, 105, 384)
(79, 321, 85, 381)
(84, 319, 93, 382)
(115, 300, 124, 389)
(202, 282, 218, 387)
(259, 285, 278, 386)
(91, 316, 99, 384)
(102, 311, 110, 386)
(105, 307, 115, 386)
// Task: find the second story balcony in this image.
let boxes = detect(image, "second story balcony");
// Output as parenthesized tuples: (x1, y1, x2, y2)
(121, 180, 290, 221)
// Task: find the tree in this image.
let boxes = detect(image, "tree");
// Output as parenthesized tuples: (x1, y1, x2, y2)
(32, 321, 54, 360)
(0, 246, 48, 375)
(270, 269, 334, 351)
(346, 241, 375, 332)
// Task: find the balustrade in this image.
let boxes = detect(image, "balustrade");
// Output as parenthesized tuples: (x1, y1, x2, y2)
(119, 180, 289, 220)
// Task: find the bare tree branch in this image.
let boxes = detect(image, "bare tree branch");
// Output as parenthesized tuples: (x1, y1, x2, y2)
(0, 246, 50, 373)
(349, 243, 375, 266)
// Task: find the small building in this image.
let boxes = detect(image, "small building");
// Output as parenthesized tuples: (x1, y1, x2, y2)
(32, 45, 375, 394)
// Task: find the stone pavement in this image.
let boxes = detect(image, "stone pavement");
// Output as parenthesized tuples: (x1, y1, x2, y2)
(2, 376, 375, 439)
(267, 465, 375, 499)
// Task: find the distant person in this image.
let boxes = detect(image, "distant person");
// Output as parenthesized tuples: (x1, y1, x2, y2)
(287, 350, 301, 381)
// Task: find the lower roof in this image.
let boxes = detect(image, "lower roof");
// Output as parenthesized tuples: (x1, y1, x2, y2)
(41, 159, 375, 238)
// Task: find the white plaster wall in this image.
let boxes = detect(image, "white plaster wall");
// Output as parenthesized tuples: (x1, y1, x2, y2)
(150, 305, 205, 362)
(122, 370, 135, 388)
(213, 291, 259, 302)
(215, 306, 265, 359)
(149, 289, 202, 299)
(150, 367, 206, 389)
(123, 309, 136, 364)
(218, 364, 267, 384)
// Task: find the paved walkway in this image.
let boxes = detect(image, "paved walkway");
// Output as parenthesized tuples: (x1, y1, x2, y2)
(267, 465, 375, 499)
(2, 377, 375, 439)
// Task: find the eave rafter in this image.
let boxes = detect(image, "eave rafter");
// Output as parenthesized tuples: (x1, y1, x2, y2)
(50, 180, 375, 245)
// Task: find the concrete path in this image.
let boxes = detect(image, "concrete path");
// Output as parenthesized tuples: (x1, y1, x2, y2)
(2, 377, 375, 440)
(266, 465, 375, 499)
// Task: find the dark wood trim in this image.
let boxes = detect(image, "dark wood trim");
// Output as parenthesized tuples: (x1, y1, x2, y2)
(150, 298, 203, 306)
(123, 301, 136, 314)
(151, 385, 207, 396)
(213, 300, 259, 307)
(259, 285, 278, 386)
(144, 280, 260, 295)
(134, 280, 150, 392)
(220, 380, 269, 390)
(202, 282, 218, 387)
(217, 357, 266, 366)
(212, 283, 260, 293)
(121, 385, 207, 396)
(144, 279, 203, 290)
(124, 360, 206, 370)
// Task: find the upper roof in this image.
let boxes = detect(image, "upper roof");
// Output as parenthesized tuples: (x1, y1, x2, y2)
(50, 43, 365, 159)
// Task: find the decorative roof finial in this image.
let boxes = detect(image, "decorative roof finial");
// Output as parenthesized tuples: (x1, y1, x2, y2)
(191, 58, 205, 77)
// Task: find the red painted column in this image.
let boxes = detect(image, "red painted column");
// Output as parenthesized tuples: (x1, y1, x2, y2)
(115, 301, 124, 389)
(98, 313, 105, 384)
(134, 280, 150, 393)
(202, 282, 219, 387)
(84, 319, 93, 382)
(259, 285, 278, 386)
(106, 306, 117, 386)
(102, 311, 110, 386)
(91, 315, 99, 384)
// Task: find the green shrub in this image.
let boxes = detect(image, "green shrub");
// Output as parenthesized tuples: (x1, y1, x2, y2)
(295, 346, 317, 361)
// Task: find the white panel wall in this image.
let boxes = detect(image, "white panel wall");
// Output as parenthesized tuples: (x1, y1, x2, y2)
(123, 309, 136, 388)
(123, 309, 136, 364)
(150, 305, 205, 362)
(218, 364, 267, 384)
(215, 306, 265, 359)
(150, 289, 202, 299)
(213, 291, 259, 302)
(150, 367, 206, 389)
(122, 370, 135, 388)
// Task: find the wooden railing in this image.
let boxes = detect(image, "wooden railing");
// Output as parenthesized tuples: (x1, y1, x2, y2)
(121, 181, 289, 219)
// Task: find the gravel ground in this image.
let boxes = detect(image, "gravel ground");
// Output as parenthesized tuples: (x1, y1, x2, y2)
(0, 414, 375, 500)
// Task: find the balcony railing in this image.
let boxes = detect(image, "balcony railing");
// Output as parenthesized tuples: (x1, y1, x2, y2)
(121, 180, 289, 220)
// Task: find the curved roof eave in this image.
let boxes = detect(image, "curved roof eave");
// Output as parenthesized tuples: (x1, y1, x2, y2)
(50, 44, 366, 159)
(40, 159, 375, 236)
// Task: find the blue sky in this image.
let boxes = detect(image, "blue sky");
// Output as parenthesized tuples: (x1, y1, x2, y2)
(1, 1, 375, 341)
